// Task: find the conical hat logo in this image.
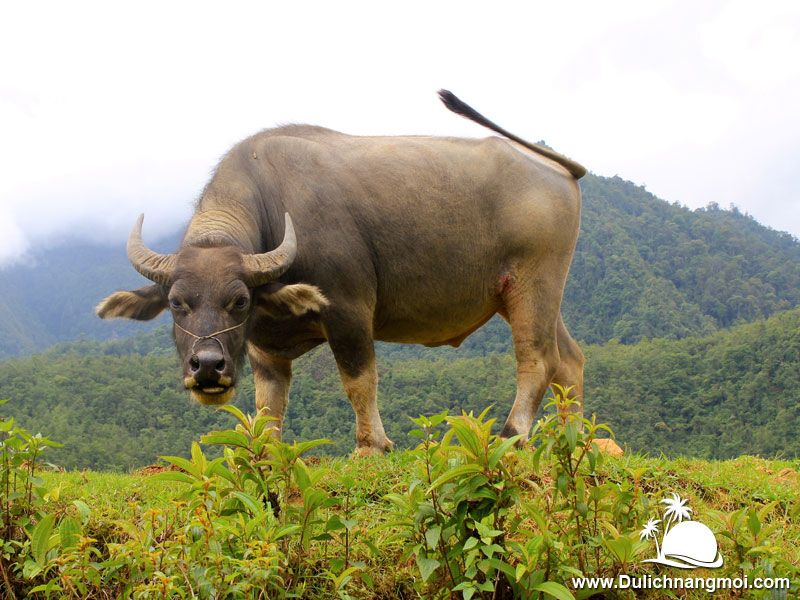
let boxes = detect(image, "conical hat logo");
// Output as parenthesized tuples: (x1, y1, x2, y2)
(640, 493, 723, 569)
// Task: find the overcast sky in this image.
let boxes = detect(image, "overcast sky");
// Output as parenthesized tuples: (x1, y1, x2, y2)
(1, 0, 798, 266)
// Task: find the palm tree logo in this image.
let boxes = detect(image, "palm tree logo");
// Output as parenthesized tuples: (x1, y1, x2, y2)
(661, 492, 691, 532)
(639, 518, 661, 556)
(640, 493, 723, 569)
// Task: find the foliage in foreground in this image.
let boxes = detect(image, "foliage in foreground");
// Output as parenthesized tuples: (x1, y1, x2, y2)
(1, 391, 799, 599)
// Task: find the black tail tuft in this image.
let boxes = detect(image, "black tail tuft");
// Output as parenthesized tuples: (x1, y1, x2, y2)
(438, 90, 495, 129)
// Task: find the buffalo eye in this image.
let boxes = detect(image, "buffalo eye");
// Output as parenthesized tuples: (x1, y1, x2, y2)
(232, 296, 249, 311)
(169, 297, 184, 311)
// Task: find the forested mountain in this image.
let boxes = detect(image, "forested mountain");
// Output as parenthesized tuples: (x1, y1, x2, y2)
(1, 307, 798, 469)
(566, 176, 799, 342)
(0, 173, 798, 358)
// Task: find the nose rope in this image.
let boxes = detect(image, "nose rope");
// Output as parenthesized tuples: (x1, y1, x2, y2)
(173, 321, 248, 356)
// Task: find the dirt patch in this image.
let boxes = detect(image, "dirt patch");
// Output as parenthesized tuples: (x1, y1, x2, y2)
(135, 464, 180, 476)
(593, 438, 623, 457)
(776, 467, 799, 484)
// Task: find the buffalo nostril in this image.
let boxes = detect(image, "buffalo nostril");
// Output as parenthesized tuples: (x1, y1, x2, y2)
(189, 355, 200, 371)
(215, 358, 226, 372)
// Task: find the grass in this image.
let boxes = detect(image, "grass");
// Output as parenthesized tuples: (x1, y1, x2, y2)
(36, 450, 799, 598)
(41, 453, 800, 513)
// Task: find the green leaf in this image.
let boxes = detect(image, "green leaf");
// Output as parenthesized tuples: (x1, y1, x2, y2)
(190, 442, 206, 471)
(605, 536, 634, 564)
(326, 515, 345, 532)
(447, 418, 483, 459)
(303, 489, 329, 513)
(293, 459, 312, 491)
(425, 525, 441, 550)
(113, 519, 143, 542)
(428, 464, 483, 491)
(565, 423, 578, 453)
(217, 404, 250, 428)
(37, 437, 63, 448)
(487, 435, 523, 468)
(272, 524, 301, 541)
(293, 438, 332, 456)
(208, 460, 237, 484)
(533, 581, 575, 600)
(531, 443, 546, 471)
(747, 509, 761, 537)
(474, 521, 503, 539)
(159, 455, 201, 478)
(201, 430, 251, 449)
(28, 583, 63, 594)
(429, 411, 448, 427)
(333, 566, 359, 590)
(416, 555, 440, 583)
(452, 583, 476, 600)
(72, 500, 91, 526)
(59, 516, 81, 549)
(231, 491, 265, 517)
(31, 513, 55, 565)
(22, 559, 43, 579)
(556, 473, 568, 495)
(409, 428, 425, 440)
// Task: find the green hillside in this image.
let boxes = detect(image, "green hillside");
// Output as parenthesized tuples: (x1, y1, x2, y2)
(2, 308, 798, 470)
(0, 174, 798, 359)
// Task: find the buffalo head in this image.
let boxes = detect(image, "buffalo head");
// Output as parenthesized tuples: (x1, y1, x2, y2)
(96, 214, 299, 405)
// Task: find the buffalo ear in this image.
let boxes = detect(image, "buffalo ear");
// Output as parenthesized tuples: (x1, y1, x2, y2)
(254, 283, 329, 318)
(96, 284, 168, 320)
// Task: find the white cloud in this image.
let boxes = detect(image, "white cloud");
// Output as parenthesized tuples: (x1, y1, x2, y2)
(0, 217, 29, 266)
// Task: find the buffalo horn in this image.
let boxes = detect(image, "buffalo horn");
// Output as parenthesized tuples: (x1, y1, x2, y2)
(126, 214, 176, 286)
(242, 213, 297, 286)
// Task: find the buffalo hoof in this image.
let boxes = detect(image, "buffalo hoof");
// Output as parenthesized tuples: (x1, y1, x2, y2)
(353, 437, 394, 458)
(499, 424, 528, 448)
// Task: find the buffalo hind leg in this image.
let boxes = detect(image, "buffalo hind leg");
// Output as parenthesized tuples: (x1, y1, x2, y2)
(248, 345, 292, 438)
(500, 279, 562, 442)
(327, 322, 393, 456)
(551, 316, 585, 416)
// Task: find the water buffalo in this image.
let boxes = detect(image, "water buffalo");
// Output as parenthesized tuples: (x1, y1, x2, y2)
(97, 91, 586, 455)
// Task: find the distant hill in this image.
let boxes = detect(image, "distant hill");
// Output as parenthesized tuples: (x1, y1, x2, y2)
(0, 233, 180, 358)
(1, 307, 798, 469)
(0, 173, 798, 359)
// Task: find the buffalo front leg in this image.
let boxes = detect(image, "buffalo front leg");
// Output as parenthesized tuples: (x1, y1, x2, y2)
(327, 325, 393, 456)
(248, 344, 292, 438)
